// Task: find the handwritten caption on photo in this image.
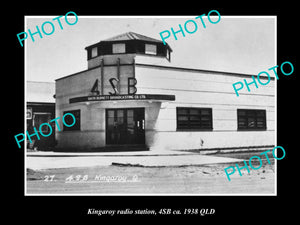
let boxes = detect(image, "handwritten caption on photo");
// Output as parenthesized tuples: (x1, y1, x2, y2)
(43, 174, 141, 183)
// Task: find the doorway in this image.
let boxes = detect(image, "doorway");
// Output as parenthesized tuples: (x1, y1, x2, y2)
(106, 108, 145, 145)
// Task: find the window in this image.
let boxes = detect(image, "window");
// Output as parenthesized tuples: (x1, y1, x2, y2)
(237, 109, 266, 130)
(33, 113, 52, 133)
(91, 47, 98, 58)
(145, 44, 157, 55)
(112, 43, 126, 54)
(63, 110, 80, 131)
(166, 48, 170, 61)
(177, 107, 213, 130)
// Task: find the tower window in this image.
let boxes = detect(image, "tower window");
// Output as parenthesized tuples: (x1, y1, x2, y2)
(145, 44, 157, 55)
(91, 47, 98, 58)
(112, 43, 126, 54)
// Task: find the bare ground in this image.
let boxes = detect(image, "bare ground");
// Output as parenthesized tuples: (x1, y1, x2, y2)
(26, 156, 275, 195)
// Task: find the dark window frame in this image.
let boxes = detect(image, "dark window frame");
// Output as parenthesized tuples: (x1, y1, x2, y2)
(237, 109, 266, 131)
(176, 107, 213, 131)
(63, 109, 81, 131)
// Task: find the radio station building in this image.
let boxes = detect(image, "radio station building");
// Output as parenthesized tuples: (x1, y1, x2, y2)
(55, 32, 275, 151)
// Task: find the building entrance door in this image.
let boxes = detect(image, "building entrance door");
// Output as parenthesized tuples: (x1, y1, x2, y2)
(106, 108, 145, 145)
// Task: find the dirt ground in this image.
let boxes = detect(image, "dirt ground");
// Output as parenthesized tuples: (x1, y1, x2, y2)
(26, 152, 276, 195)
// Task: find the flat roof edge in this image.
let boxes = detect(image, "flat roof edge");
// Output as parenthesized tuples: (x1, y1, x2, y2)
(56, 62, 275, 82)
(135, 63, 275, 79)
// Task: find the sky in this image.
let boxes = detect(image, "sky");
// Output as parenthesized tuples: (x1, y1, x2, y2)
(25, 16, 276, 82)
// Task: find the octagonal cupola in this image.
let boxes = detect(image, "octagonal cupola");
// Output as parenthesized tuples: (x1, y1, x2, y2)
(85, 32, 172, 69)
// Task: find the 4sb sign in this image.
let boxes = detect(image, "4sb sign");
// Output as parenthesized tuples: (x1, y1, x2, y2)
(90, 77, 137, 96)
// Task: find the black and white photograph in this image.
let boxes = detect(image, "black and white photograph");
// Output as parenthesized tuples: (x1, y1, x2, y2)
(11, 5, 297, 220)
(24, 15, 277, 195)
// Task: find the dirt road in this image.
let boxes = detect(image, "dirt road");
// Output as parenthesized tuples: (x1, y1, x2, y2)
(27, 158, 275, 195)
